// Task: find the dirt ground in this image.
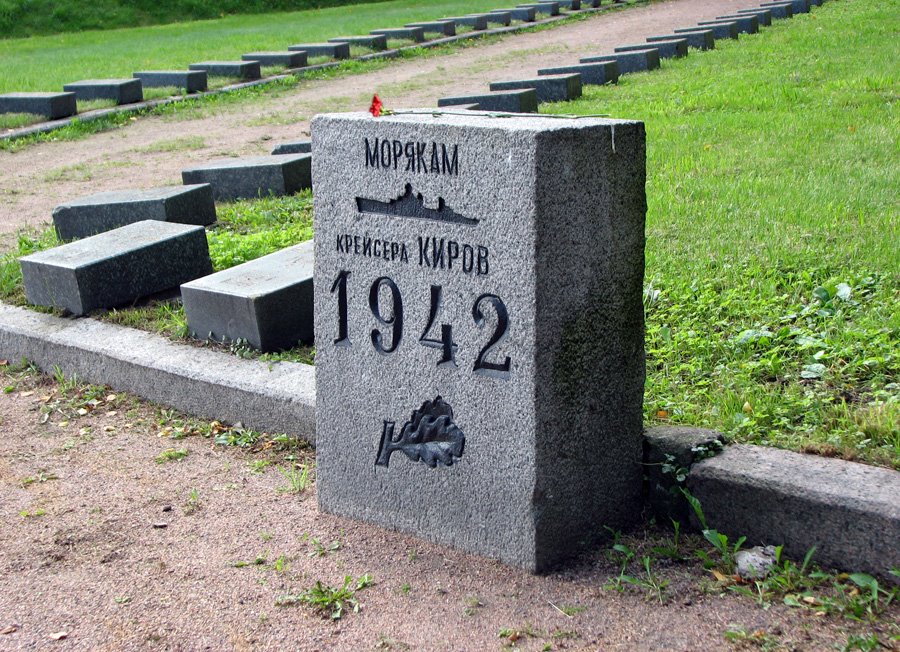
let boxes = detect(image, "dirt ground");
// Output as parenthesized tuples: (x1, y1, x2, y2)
(0, 0, 756, 246)
(2, 368, 897, 651)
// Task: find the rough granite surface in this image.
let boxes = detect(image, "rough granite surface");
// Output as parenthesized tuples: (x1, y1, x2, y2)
(20, 220, 212, 315)
(0, 92, 77, 119)
(311, 110, 646, 571)
(181, 154, 311, 201)
(616, 39, 687, 59)
(581, 49, 661, 74)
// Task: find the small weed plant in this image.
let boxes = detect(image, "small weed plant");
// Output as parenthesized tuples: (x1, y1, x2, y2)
(276, 574, 373, 619)
(277, 463, 312, 494)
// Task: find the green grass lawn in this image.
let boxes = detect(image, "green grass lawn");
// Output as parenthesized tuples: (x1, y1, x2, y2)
(0, 0, 550, 95)
(542, 0, 898, 467)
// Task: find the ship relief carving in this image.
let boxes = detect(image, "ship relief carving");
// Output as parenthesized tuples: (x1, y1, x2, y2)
(356, 184, 478, 226)
(375, 396, 465, 468)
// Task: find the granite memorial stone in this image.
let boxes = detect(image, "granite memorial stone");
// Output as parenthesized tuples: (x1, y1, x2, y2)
(133, 71, 207, 93)
(726, 9, 772, 26)
(485, 10, 513, 25)
(52, 184, 216, 241)
(189, 61, 262, 80)
(648, 30, 714, 50)
(181, 154, 312, 201)
(438, 90, 537, 113)
(287, 42, 351, 59)
(311, 110, 646, 571)
(242, 51, 307, 68)
(698, 14, 759, 34)
(674, 22, 738, 40)
(328, 35, 389, 50)
(272, 139, 312, 155)
(616, 39, 687, 59)
(740, 4, 791, 19)
(20, 221, 212, 315)
(0, 92, 77, 119)
(63, 79, 143, 104)
(537, 62, 619, 86)
(445, 15, 489, 30)
(581, 49, 661, 74)
(489, 73, 582, 102)
(181, 240, 314, 352)
(405, 20, 457, 36)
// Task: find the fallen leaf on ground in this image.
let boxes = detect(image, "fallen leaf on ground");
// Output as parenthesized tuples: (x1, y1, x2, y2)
(1, 625, 18, 634)
(105, 394, 117, 402)
(20, 391, 33, 398)
(0, 359, 8, 366)
(49, 631, 67, 640)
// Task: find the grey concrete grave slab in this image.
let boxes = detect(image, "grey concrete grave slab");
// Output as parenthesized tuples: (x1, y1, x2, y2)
(63, 79, 143, 104)
(405, 20, 457, 36)
(517, 2, 560, 15)
(287, 42, 351, 59)
(445, 14, 489, 30)
(438, 90, 538, 113)
(328, 35, 389, 50)
(583, 0, 602, 7)
(675, 22, 738, 40)
(489, 73, 582, 103)
(491, 7, 536, 21)
(741, 4, 791, 19)
(182, 241, 314, 352)
(537, 62, 618, 86)
(617, 39, 687, 59)
(721, 10, 771, 26)
(699, 14, 759, 34)
(52, 184, 216, 241)
(133, 70, 207, 93)
(761, 0, 807, 14)
(20, 221, 212, 316)
(485, 10, 513, 24)
(189, 61, 261, 80)
(181, 154, 311, 202)
(0, 92, 77, 119)
(688, 445, 900, 581)
(311, 110, 646, 571)
(242, 51, 307, 68)
(581, 49, 661, 74)
(648, 30, 714, 50)
(370, 27, 426, 43)
(271, 139, 312, 155)
(558, 0, 582, 9)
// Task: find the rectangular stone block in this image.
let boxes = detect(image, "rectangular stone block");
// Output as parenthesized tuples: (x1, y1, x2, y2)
(740, 4, 791, 19)
(0, 92, 77, 119)
(648, 30, 714, 50)
(63, 79, 143, 105)
(438, 90, 538, 113)
(311, 110, 646, 571)
(370, 27, 426, 43)
(189, 61, 261, 80)
(492, 7, 536, 21)
(517, 2, 561, 15)
(538, 62, 618, 86)
(721, 9, 771, 26)
(181, 154, 311, 202)
(581, 49, 661, 74)
(583, 0, 602, 7)
(328, 35, 389, 50)
(688, 445, 900, 581)
(287, 42, 351, 59)
(485, 10, 513, 24)
(405, 20, 456, 36)
(445, 14, 489, 30)
(52, 184, 217, 241)
(242, 51, 307, 68)
(675, 22, 738, 40)
(558, 0, 582, 9)
(761, 0, 807, 14)
(20, 221, 212, 316)
(489, 73, 582, 103)
(699, 14, 759, 34)
(617, 39, 687, 59)
(133, 70, 207, 93)
(271, 139, 312, 155)
(181, 241, 314, 352)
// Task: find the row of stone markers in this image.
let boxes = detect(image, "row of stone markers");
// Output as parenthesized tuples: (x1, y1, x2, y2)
(437, 0, 817, 112)
(17, 0, 823, 359)
(0, 2, 611, 123)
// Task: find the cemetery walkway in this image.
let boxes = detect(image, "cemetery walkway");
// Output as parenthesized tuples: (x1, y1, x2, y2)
(0, 0, 749, 245)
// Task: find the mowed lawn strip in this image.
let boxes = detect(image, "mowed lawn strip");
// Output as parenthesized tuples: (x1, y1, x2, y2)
(0, 0, 561, 95)
(540, 0, 899, 467)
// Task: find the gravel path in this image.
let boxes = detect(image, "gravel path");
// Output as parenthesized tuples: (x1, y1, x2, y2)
(2, 368, 890, 651)
(0, 0, 754, 245)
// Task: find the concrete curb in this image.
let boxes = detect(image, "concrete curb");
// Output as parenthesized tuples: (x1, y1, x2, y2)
(1, 4, 617, 143)
(687, 444, 900, 582)
(0, 303, 316, 441)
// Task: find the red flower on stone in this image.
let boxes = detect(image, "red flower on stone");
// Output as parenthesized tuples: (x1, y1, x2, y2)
(369, 94, 384, 117)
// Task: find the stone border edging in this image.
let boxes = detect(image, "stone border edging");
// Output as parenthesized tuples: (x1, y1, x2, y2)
(0, 303, 316, 440)
(0, 4, 618, 143)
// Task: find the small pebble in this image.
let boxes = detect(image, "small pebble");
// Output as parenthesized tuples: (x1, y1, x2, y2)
(152, 522, 168, 529)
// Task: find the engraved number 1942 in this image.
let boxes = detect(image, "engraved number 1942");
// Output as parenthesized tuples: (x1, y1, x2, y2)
(330, 271, 511, 379)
